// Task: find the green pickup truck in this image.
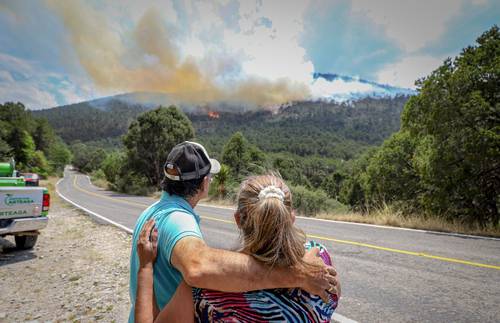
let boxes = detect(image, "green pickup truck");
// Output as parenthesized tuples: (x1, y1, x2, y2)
(0, 161, 49, 249)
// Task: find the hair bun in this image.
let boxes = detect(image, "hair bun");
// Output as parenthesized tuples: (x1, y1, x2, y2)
(258, 185, 285, 202)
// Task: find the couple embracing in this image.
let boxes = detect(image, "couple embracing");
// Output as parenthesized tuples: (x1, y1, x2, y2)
(129, 141, 340, 322)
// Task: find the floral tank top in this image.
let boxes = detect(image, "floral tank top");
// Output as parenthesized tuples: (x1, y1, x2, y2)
(192, 241, 338, 322)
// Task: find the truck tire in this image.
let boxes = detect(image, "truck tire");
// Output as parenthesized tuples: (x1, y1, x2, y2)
(15, 235, 38, 250)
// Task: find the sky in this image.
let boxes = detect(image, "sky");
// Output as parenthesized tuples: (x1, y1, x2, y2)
(0, 0, 498, 110)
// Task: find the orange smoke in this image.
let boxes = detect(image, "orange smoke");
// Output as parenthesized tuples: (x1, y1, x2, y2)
(46, 1, 310, 107)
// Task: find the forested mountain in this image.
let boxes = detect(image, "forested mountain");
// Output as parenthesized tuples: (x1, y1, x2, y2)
(34, 96, 409, 161)
(34, 99, 149, 142)
(192, 96, 408, 160)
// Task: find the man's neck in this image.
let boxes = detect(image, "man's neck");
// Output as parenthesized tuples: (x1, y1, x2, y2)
(187, 195, 200, 208)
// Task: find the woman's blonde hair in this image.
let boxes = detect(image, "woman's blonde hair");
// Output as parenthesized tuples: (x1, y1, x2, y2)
(237, 174, 306, 268)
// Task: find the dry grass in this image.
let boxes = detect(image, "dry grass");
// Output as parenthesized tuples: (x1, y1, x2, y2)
(149, 191, 162, 199)
(201, 199, 500, 238)
(91, 177, 109, 190)
(200, 197, 236, 208)
(316, 205, 500, 238)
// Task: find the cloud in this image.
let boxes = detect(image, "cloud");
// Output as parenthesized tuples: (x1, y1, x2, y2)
(224, 0, 313, 84)
(350, 0, 462, 53)
(0, 52, 92, 109)
(301, 0, 403, 80)
(376, 54, 445, 88)
(420, 0, 500, 57)
(0, 53, 57, 109)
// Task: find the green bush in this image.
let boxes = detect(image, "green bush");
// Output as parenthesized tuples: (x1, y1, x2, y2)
(47, 140, 72, 174)
(70, 143, 106, 173)
(100, 151, 125, 184)
(30, 150, 52, 178)
(290, 185, 340, 217)
(114, 172, 155, 196)
(211, 164, 230, 198)
(91, 169, 106, 180)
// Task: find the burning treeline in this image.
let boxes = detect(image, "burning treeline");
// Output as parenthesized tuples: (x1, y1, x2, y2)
(46, 1, 311, 108)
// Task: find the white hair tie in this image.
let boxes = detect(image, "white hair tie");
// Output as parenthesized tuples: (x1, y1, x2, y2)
(258, 185, 285, 202)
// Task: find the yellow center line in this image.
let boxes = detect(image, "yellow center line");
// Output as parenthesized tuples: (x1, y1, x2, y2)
(72, 176, 147, 208)
(306, 235, 500, 270)
(70, 174, 500, 271)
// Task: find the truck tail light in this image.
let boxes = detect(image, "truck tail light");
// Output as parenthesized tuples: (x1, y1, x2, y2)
(43, 193, 50, 211)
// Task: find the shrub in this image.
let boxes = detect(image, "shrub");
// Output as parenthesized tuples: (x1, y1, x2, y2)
(291, 185, 337, 217)
(100, 151, 125, 184)
(115, 172, 155, 196)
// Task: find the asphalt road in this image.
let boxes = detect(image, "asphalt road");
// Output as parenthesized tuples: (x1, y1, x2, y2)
(57, 169, 500, 323)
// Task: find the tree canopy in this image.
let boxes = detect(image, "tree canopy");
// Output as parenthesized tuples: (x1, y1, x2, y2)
(348, 26, 500, 226)
(123, 106, 195, 187)
(0, 102, 72, 175)
(221, 131, 267, 179)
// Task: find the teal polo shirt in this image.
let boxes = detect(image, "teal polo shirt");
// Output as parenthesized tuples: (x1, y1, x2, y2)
(128, 192, 203, 323)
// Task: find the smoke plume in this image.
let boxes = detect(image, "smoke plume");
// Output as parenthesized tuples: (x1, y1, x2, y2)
(47, 1, 310, 107)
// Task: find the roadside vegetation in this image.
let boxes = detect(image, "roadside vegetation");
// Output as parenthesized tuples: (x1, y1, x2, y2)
(0, 102, 72, 177)
(340, 26, 499, 230)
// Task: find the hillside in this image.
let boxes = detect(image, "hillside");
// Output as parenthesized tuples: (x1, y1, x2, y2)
(192, 96, 408, 160)
(34, 95, 409, 161)
(34, 99, 149, 143)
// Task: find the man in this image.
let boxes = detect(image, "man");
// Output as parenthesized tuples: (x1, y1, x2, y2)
(129, 141, 339, 322)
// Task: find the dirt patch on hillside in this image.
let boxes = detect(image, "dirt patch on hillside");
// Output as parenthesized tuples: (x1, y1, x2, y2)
(0, 197, 132, 322)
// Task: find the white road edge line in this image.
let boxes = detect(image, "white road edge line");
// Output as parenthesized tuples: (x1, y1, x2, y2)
(59, 175, 359, 323)
(332, 313, 358, 323)
(56, 178, 133, 234)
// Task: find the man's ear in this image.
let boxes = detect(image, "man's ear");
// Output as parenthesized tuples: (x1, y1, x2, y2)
(203, 176, 210, 189)
(234, 211, 241, 228)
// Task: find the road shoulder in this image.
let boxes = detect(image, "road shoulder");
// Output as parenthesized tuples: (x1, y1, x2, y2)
(0, 194, 131, 322)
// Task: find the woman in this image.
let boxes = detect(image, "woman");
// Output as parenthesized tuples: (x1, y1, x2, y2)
(136, 174, 339, 322)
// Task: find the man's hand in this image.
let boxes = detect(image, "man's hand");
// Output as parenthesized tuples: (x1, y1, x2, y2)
(137, 219, 158, 269)
(297, 247, 340, 302)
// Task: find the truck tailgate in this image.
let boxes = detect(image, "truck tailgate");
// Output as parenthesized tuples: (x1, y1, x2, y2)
(0, 187, 46, 219)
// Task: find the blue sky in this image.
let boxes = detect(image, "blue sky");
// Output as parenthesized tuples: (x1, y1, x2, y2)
(0, 0, 498, 109)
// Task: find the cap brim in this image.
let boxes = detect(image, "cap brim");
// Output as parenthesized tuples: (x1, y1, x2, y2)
(209, 159, 221, 174)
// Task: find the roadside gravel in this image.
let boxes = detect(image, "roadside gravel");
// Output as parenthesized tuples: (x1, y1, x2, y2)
(0, 197, 132, 322)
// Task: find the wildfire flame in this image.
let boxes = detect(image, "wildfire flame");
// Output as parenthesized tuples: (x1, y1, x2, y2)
(207, 111, 220, 119)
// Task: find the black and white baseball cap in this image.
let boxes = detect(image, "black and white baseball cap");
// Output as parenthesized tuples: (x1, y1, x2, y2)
(164, 141, 221, 181)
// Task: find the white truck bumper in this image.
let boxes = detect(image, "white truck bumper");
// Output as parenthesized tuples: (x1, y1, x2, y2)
(0, 217, 48, 235)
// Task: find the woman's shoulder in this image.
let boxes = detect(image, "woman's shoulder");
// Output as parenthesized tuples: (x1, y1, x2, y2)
(304, 240, 332, 266)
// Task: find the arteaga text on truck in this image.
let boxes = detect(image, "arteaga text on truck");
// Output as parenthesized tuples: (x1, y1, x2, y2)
(0, 160, 49, 249)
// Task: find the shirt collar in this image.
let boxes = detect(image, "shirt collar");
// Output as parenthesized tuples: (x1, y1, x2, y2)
(160, 191, 199, 222)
